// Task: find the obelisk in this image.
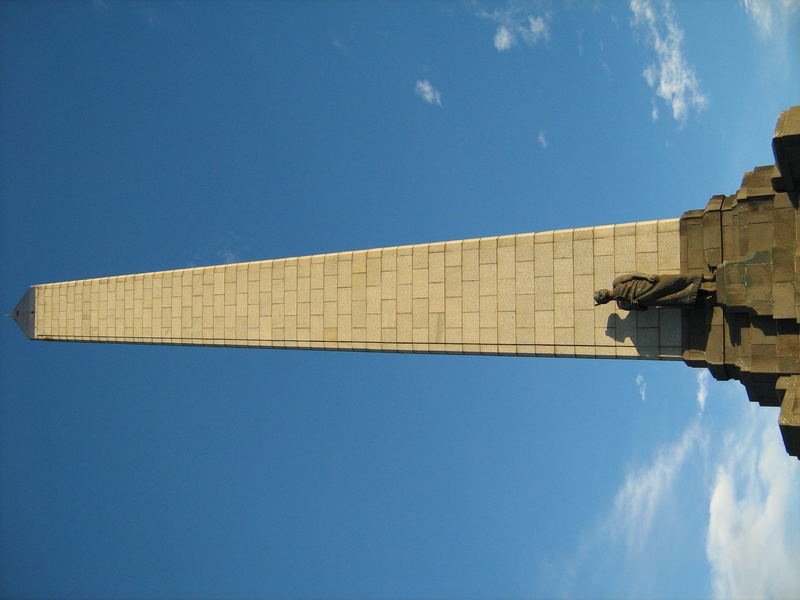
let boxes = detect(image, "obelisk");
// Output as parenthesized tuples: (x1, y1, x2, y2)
(10, 106, 800, 458)
(11, 219, 683, 360)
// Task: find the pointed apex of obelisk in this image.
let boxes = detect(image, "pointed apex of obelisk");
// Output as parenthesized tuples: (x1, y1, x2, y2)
(9, 287, 36, 339)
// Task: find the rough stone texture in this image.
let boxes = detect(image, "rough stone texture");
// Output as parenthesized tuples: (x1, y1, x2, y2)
(680, 105, 800, 458)
(21, 220, 683, 360)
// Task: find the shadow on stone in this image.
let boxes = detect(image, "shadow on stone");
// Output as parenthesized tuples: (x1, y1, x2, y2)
(605, 311, 661, 358)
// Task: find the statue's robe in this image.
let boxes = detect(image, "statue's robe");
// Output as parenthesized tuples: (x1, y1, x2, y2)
(611, 273, 703, 311)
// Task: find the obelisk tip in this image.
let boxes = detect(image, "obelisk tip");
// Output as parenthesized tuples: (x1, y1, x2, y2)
(10, 287, 36, 339)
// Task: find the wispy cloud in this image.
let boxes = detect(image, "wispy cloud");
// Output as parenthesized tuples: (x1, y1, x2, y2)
(554, 373, 800, 599)
(635, 374, 647, 401)
(554, 410, 706, 597)
(330, 36, 347, 52)
(479, 8, 550, 52)
(741, 0, 800, 37)
(743, 0, 778, 34)
(537, 131, 548, 149)
(607, 419, 703, 551)
(414, 80, 442, 107)
(629, 0, 708, 124)
(696, 369, 708, 413)
(706, 406, 800, 599)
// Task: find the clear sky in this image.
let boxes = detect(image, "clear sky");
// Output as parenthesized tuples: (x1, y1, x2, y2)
(1, 1, 799, 599)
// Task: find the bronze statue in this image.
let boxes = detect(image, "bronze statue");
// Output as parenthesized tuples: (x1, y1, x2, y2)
(594, 272, 715, 311)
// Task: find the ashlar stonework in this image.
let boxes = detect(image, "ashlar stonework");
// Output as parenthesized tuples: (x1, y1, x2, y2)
(11, 106, 800, 458)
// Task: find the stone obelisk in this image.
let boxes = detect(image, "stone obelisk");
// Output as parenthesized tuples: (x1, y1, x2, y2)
(11, 219, 683, 360)
(10, 106, 800, 458)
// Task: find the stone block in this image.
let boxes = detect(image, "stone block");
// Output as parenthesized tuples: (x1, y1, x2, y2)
(535, 242, 554, 275)
(479, 263, 498, 296)
(553, 258, 573, 293)
(745, 201, 774, 224)
(593, 236, 613, 256)
(462, 280, 479, 313)
(772, 105, 800, 192)
(593, 224, 614, 238)
(574, 310, 593, 346)
(497, 246, 515, 278)
(593, 255, 614, 289)
(705, 320, 725, 367)
(772, 281, 796, 320)
(776, 328, 799, 358)
(635, 221, 658, 253)
(777, 357, 800, 374)
(614, 235, 636, 272)
(553, 293, 574, 328)
(573, 275, 594, 310)
(773, 245, 795, 282)
(479, 237, 497, 264)
(573, 239, 594, 274)
(657, 230, 681, 272)
(515, 234, 534, 261)
(534, 277, 554, 310)
(751, 344, 778, 373)
(635, 251, 658, 273)
(746, 222, 775, 252)
(746, 263, 774, 303)
(498, 278, 515, 312)
(498, 312, 516, 344)
(515, 262, 534, 294)
(636, 327, 659, 358)
(462, 249, 479, 281)
(686, 224, 705, 272)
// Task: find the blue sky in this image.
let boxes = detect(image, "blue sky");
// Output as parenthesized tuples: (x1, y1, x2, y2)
(1, 1, 799, 599)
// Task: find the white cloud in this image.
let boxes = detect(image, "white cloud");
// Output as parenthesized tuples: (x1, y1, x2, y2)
(414, 80, 442, 107)
(642, 64, 656, 87)
(479, 9, 549, 52)
(528, 15, 548, 39)
(696, 369, 709, 413)
(494, 26, 515, 51)
(607, 419, 703, 552)
(743, 0, 778, 33)
(552, 412, 706, 598)
(629, 0, 708, 124)
(555, 376, 800, 598)
(742, 0, 800, 37)
(706, 406, 800, 599)
(636, 374, 647, 401)
(537, 131, 548, 149)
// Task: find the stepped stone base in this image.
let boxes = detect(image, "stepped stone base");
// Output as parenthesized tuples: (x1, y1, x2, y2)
(680, 105, 800, 457)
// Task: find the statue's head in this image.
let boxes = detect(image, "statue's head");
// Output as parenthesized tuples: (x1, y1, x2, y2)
(593, 289, 611, 305)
